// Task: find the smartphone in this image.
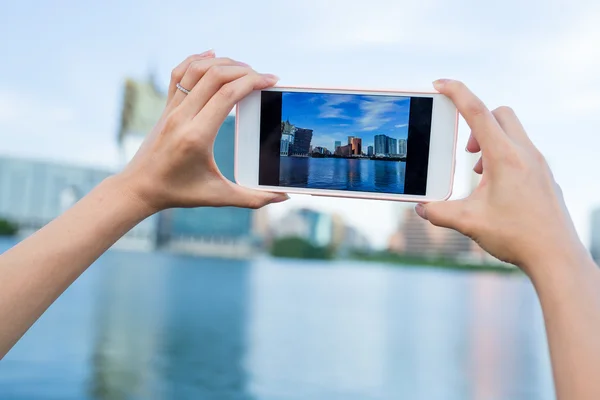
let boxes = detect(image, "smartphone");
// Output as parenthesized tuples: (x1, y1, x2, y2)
(235, 86, 458, 202)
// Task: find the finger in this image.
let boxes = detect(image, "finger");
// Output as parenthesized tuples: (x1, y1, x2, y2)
(168, 50, 215, 103)
(433, 79, 510, 154)
(225, 182, 289, 209)
(466, 133, 480, 153)
(415, 200, 470, 233)
(473, 156, 483, 174)
(171, 58, 249, 110)
(491, 106, 533, 148)
(178, 65, 255, 119)
(193, 72, 279, 136)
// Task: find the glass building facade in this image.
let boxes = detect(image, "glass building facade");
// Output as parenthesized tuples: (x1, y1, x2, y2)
(0, 157, 111, 226)
(290, 128, 313, 156)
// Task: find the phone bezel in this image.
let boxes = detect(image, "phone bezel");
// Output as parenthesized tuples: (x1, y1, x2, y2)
(235, 86, 458, 202)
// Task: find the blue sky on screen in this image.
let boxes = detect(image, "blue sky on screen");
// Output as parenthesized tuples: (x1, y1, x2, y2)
(281, 93, 409, 150)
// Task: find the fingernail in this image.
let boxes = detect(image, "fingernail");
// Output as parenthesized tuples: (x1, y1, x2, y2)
(263, 73, 280, 84)
(200, 49, 215, 57)
(433, 79, 451, 90)
(415, 204, 428, 220)
(269, 194, 289, 204)
(465, 145, 472, 153)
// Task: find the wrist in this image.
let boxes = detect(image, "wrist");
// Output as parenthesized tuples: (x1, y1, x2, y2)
(104, 174, 158, 220)
(527, 241, 597, 292)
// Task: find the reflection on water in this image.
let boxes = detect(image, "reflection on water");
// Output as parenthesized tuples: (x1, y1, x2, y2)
(280, 158, 406, 194)
(0, 239, 554, 399)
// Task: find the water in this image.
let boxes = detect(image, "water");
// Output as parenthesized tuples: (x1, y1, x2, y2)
(280, 158, 406, 194)
(0, 238, 554, 399)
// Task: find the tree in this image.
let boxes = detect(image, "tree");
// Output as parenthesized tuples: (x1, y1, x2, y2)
(0, 219, 18, 236)
(270, 236, 333, 260)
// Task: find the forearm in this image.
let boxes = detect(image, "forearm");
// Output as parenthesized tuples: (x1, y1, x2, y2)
(531, 249, 600, 400)
(0, 175, 153, 358)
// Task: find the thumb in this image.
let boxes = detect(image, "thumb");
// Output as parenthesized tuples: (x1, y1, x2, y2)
(415, 200, 467, 231)
(227, 183, 289, 209)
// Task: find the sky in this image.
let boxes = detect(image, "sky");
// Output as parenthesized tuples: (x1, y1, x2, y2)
(1, 0, 600, 249)
(281, 92, 410, 151)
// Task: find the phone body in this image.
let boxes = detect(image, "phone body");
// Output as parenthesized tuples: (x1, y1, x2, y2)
(235, 86, 458, 202)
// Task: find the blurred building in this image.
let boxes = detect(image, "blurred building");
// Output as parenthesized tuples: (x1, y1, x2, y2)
(118, 77, 259, 258)
(387, 153, 504, 265)
(273, 208, 370, 253)
(590, 207, 600, 261)
(118, 78, 166, 163)
(388, 208, 472, 260)
(367, 146, 374, 156)
(0, 156, 111, 228)
(272, 208, 331, 247)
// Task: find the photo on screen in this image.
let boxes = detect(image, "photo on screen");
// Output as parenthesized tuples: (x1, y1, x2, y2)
(278, 92, 411, 194)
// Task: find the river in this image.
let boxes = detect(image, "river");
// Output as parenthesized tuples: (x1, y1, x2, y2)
(280, 157, 406, 194)
(0, 239, 554, 399)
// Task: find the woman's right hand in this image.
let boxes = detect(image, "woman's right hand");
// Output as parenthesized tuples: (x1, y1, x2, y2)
(116, 51, 288, 214)
(415, 80, 589, 278)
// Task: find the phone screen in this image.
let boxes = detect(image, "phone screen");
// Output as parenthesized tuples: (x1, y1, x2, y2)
(258, 91, 433, 195)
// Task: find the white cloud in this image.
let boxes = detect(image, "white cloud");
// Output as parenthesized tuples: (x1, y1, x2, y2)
(318, 95, 354, 119)
(395, 123, 408, 128)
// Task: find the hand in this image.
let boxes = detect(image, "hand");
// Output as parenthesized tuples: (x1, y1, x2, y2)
(116, 51, 289, 213)
(415, 80, 586, 276)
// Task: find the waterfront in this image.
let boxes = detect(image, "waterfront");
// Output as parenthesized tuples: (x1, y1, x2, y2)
(0, 238, 554, 399)
(280, 157, 406, 194)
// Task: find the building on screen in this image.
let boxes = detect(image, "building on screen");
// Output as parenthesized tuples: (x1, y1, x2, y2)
(387, 137, 398, 155)
(351, 137, 362, 156)
(399, 139, 407, 157)
(334, 141, 342, 152)
(335, 144, 353, 157)
(290, 128, 313, 156)
(374, 134, 387, 155)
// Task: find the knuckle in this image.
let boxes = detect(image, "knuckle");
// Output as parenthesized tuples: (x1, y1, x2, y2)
(531, 147, 546, 163)
(189, 60, 207, 76)
(171, 66, 184, 82)
(247, 198, 264, 209)
(217, 83, 236, 101)
(179, 131, 202, 151)
(163, 111, 182, 132)
(206, 65, 227, 81)
(466, 99, 487, 117)
(493, 105, 515, 117)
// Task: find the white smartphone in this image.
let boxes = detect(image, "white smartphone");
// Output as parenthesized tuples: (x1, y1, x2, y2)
(235, 86, 458, 202)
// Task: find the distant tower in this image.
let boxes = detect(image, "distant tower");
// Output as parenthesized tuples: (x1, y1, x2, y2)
(118, 76, 166, 166)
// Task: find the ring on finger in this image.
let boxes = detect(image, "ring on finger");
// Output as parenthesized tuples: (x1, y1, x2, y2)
(176, 82, 190, 95)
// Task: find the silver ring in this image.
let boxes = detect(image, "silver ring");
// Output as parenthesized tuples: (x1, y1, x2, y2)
(176, 82, 190, 95)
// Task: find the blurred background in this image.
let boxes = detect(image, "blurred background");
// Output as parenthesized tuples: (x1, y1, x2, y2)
(1, 0, 599, 398)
